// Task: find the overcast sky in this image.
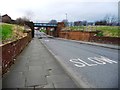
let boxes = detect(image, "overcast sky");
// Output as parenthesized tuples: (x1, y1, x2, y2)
(0, 0, 119, 22)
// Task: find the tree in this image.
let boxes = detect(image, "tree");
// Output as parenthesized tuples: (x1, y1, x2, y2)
(104, 14, 118, 25)
(95, 20, 107, 25)
(49, 19, 57, 24)
(111, 15, 118, 25)
(16, 18, 24, 25)
(104, 14, 110, 24)
(82, 21, 87, 26)
(0, 14, 2, 23)
(23, 10, 34, 21)
(22, 17, 30, 22)
(16, 17, 30, 25)
(62, 19, 68, 26)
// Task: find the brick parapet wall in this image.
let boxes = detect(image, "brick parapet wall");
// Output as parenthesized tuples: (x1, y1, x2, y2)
(1, 32, 32, 75)
(59, 31, 120, 45)
(89, 36, 120, 45)
(59, 31, 97, 41)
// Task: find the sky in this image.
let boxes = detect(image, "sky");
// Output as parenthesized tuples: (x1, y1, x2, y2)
(0, 0, 119, 22)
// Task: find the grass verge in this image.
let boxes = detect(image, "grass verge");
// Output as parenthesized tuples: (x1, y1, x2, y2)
(1, 23, 13, 40)
(68, 26, 119, 37)
(1, 23, 27, 44)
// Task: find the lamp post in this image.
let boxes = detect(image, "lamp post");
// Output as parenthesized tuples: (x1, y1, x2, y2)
(65, 13, 68, 39)
(66, 13, 67, 20)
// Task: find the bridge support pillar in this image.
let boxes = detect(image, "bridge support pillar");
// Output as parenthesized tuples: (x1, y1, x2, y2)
(25, 21, 34, 38)
(56, 22, 65, 37)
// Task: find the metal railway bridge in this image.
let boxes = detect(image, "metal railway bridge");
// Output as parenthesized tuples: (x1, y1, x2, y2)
(34, 23, 57, 27)
(25, 22, 65, 38)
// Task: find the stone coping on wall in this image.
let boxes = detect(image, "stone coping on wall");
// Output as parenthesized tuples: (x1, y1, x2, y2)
(1, 31, 32, 75)
(60, 30, 99, 33)
(0, 36, 27, 47)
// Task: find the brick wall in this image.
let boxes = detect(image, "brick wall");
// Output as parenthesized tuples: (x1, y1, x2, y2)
(1, 32, 32, 75)
(89, 36, 120, 45)
(59, 31, 120, 45)
(59, 31, 97, 41)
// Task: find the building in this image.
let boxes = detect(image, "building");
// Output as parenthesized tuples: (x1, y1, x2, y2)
(87, 22, 95, 26)
(74, 21, 81, 26)
(74, 21, 87, 26)
(2, 14, 12, 23)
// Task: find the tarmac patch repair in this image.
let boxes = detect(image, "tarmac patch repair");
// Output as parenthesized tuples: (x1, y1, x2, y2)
(70, 56, 117, 68)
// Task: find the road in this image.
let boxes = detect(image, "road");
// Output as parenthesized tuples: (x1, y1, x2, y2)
(36, 31, 118, 88)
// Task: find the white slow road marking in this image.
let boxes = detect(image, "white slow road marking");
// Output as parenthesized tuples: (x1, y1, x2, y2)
(70, 59, 86, 67)
(70, 56, 117, 68)
(45, 40, 49, 42)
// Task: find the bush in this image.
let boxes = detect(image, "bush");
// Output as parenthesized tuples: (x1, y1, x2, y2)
(96, 31, 103, 37)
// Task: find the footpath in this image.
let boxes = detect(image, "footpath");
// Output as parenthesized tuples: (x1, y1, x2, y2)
(2, 38, 78, 89)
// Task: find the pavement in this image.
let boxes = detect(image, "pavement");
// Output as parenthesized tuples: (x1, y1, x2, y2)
(2, 38, 78, 89)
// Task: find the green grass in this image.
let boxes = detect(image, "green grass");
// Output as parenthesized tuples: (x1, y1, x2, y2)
(69, 26, 119, 37)
(40, 29, 46, 33)
(96, 26, 119, 37)
(70, 26, 84, 31)
(0, 23, 27, 44)
(1, 23, 13, 40)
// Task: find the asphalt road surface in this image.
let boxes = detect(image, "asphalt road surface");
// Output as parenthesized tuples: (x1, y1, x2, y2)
(36, 31, 118, 88)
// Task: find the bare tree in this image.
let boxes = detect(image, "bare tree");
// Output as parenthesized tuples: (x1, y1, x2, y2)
(16, 10, 34, 25)
(62, 19, 68, 26)
(118, 1, 120, 25)
(16, 17, 30, 25)
(16, 17, 24, 25)
(0, 14, 2, 23)
(104, 14, 118, 25)
(104, 14, 110, 24)
(23, 10, 34, 21)
(111, 15, 117, 23)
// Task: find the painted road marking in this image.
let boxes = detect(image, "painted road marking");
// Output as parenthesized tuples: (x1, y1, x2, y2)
(45, 40, 49, 42)
(70, 59, 86, 67)
(88, 56, 117, 64)
(70, 56, 117, 68)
